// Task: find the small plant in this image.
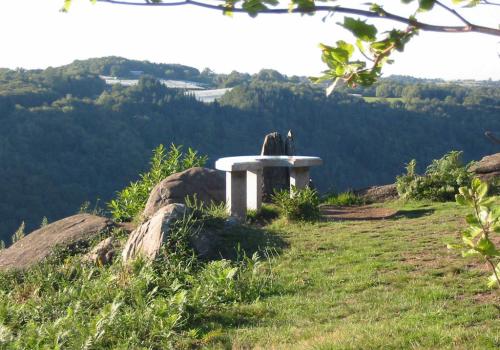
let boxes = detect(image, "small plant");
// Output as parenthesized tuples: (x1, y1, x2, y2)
(40, 216, 49, 228)
(108, 144, 207, 222)
(322, 190, 364, 206)
(271, 186, 320, 222)
(79, 199, 105, 216)
(449, 178, 500, 289)
(11, 221, 25, 244)
(396, 151, 473, 201)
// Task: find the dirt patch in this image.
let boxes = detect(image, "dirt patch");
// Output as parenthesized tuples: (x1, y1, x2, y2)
(320, 205, 398, 221)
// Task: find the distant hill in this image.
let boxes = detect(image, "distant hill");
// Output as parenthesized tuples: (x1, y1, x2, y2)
(0, 57, 499, 242)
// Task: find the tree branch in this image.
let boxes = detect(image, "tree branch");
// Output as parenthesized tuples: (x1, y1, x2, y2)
(435, 1, 472, 27)
(480, 0, 500, 6)
(95, 0, 500, 37)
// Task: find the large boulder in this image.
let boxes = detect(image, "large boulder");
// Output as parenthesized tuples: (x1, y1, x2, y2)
(0, 214, 113, 271)
(122, 204, 186, 263)
(470, 153, 500, 182)
(354, 184, 398, 203)
(143, 167, 224, 219)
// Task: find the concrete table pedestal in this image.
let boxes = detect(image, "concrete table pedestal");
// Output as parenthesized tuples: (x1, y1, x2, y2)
(215, 156, 322, 219)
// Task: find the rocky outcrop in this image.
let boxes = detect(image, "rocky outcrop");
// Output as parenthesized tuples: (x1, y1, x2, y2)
(470, 153, 500, 182)
(0, 214, 113, 271)
(261, 131, 295, 200)
(83, 237, 118, 266)
(122, 204, 186, 263)
(354, 184, 398, 203)
(142, 167, 224, 219)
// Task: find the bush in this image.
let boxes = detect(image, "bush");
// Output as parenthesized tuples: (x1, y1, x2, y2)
(271, 186, 320, 222)
(396, 151, 473, 201)
(322, 191, 364, 206)
(108, 144, 207, 222)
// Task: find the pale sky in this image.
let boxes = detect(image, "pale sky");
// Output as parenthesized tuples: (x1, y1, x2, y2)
(0, 0, 499, 80)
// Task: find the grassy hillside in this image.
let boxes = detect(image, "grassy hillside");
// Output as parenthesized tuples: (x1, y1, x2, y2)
(1, 201, 498, 349)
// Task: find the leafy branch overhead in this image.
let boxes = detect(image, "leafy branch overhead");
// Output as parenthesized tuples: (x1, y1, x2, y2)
(65, 0, 499, 91)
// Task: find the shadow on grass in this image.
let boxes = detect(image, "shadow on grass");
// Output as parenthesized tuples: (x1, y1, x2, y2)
(393, 208, 435, 219)
(208, 224, 289, 262)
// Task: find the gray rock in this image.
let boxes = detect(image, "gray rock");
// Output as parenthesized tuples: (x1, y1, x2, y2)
(470, 153, 500, 174)
(122, 204, 186, 263)
(354, 184, 398, 203)
(260, 131, 295, 200)
(0, 214, 113, 271)
(143, 167, 224, 219)
(83, 237, 117, 266)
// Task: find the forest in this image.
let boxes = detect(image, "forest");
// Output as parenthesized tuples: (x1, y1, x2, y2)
(0, 56, 499, 242)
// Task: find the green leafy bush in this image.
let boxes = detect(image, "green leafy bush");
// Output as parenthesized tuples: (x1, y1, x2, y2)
(396, 151, 473, 201)
(108, 144, 207, 222)
(448, 178, 500, 289)
(322, 190, 364, 206)
(271, 186, 320, 222)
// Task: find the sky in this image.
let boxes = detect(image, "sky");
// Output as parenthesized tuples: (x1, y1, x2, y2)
(0, 0, 499, 80)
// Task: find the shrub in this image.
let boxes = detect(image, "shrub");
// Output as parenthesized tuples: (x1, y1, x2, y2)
(396, 151, 473, 201)
(108, 144, 207, 222)
(271, 186, 320, 222)
(448, 178, 500, 289)
(322, 190, 364, 206)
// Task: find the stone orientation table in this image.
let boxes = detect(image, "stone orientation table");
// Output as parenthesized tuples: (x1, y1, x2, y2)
(215, 155, 323, 218)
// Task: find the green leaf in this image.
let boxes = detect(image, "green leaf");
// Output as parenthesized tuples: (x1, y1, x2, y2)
(478, 208, 490, 225)
(465, 213, 479, 225)
(462, 249, 479, 257)
(61, 0, 71, 12)
(462, 226, 482, 240)
(476, 237, 499, 257)
(471, 177, 481, 191)
(487, 262, 500, 288)
(341, 17, 377, 42)
(326, 78, 340, 96)
(418, 0, 436, 10)
(476, 182, 488, 201)
(455, 194, 467, 206)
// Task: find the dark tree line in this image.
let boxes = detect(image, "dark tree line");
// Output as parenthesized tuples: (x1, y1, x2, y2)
(0, 57, 498, 242)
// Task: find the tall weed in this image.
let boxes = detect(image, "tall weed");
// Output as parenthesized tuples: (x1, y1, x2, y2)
(108, 144, 207, 222)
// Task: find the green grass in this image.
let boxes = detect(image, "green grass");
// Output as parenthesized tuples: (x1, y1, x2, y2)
(205, 201, 500, 349)
(1, 201, 499, 349)
(322, 191, 365, 206)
